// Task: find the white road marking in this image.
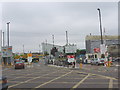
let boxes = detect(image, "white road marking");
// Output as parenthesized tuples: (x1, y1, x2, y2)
(34, 70, 73, 88)
(109, 79, 113, 88)
(8, 70, 60, 88)
(72, 74, 90, 89)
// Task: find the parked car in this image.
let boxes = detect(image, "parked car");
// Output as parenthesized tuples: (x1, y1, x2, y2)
(15, 61, 25, 69)
(0, 76, 8, 90)
(91, 58, 105, 65)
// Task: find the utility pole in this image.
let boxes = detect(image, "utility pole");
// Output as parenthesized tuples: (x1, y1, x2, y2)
(97, 8, 103, 44)
(66, 31, 68, 46)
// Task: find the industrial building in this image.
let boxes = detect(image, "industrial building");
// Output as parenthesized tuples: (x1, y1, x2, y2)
(41, 43, 64, 55)
(41, 43, 77, 55)
(85, 35, 119, 54)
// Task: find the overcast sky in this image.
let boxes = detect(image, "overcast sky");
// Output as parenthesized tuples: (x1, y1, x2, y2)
(1, 2, 118, 53)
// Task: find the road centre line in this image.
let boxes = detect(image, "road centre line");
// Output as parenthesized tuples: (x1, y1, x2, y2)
(34, 70, 73, 88)
(8, 70, 60, 88)
(72, 73, 90, 89)
(109, 79, 113, 88)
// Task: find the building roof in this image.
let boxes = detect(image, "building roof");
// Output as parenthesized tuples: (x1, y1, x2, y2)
(85, 35, 120, 40)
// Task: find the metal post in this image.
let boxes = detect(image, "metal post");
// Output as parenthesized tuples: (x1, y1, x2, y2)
(97, 8, 103, 44)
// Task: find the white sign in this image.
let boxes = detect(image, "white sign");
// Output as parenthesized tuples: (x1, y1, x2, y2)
(68, 58, 75, 63)
(27, 57, 32, 63)
(65, 45, 77, 53)
(100, 44, 107, 54)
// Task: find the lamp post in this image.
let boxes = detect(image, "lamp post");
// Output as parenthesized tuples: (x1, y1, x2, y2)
(39, 44, 40, 54)
(97, 8, 103, 44)
(66, 31, 68, 46)
(2, 32, 5, 47)
(7, 22, 10, 47)
(23, 45, 24, 54)
(52, 35, 54, 47)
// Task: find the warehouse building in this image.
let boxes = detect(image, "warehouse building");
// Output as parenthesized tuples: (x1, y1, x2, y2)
(85, 35, 119, 54)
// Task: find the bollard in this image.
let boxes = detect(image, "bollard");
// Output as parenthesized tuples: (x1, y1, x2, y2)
(107, 61, 111, 67)
(80, 63, 82, 69)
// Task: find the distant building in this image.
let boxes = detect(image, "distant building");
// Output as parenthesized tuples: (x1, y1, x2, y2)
(41, 43, 77, 55)
(41, 43, 64, 55)
(85, 35, 119, 54)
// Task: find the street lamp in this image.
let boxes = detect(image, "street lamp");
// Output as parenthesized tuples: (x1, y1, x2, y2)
(7, 22, 10, 47)
(52, 35, 54, 47)
(97, 8, 103, 44)
(66, 31, 68, 46)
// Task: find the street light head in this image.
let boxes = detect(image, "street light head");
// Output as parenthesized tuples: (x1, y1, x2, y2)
(97, 8, 100, 11)
(7, 22, 10, 24)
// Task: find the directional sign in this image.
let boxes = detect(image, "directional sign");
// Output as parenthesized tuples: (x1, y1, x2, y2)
(27, 53, 32, 63)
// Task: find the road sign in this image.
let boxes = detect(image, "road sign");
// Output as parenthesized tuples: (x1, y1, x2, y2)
(27, 53, 32, 57)
(67, 55, 75, 63)
(2, 46, 13, 57)
(27, 53, 32, 63)
(94, 48, 100, 53)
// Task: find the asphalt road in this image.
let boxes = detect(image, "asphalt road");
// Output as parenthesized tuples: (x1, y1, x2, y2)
(2, 59, 119, 90)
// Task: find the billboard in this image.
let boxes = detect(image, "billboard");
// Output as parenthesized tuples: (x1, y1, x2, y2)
(65, 45, 77, 53)
(2, 46, 13, 57)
